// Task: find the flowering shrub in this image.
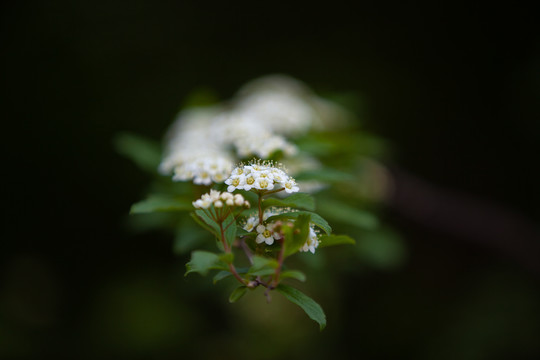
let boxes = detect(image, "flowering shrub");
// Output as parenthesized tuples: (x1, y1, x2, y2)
(117, 75, 401, 330)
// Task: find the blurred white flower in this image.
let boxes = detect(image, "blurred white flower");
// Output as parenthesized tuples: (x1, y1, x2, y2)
(159, 74, 351, 186)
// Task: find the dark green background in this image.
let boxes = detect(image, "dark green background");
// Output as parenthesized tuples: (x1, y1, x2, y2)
(2, 2, 539, 359)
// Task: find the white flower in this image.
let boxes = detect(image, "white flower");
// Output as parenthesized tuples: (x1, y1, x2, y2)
(243, 217, 259, 232)
(299, 226, 320, 254)
(242, 174, 257, 191)
(233, 194, 245, 206)
(255, 224, 281, 245)
(192, 191, 248, 210)
(254, 177, 274, 191)
(224, 160, 299, 194)
(225, 174, 246, 192)
(283, 178, 299, 193)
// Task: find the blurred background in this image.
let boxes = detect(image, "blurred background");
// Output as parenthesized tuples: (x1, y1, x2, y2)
(2, 1, 539, 359)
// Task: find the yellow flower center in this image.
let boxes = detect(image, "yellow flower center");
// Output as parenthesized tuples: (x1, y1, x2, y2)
(263, 230, 272, 238)
(259, 180, 269, 188)
(246, 177, 255, 185)
(285, 182, 292, 189)
(232, 178, 240, 186)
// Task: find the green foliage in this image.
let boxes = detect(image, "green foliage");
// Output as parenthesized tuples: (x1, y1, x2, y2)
(229, 286, 248, 303)
(118, 82, 402, 330)
(276, 284, 326, 330)
(267, 211, 332, 235)
(283, 214, 311, 257)
(280, 270, 306, 282)
(248, 256, 279, 276)
(318, 234, 356, 248)
(185, 251, 226, 276)
(130, 195, 192, 214)
(223, 213, 237, 248)
(114, 132, 162, 173)
(192, 210, 220, 239)
(262, 193, 316, 211)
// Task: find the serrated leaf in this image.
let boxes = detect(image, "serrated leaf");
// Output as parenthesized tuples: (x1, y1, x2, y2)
(318, 234, 356, 248)
(114, 132, 162, 173)
(276, 284, 326, 330)
(229, 286, 248, 303)
(267, 211, 331, 235)
(317, 199, 379, 230)
(262, 193, 316, 211)
(185, 251, 225, 276)
(130, 195, 192, 214)
(280, 270, 306, 282)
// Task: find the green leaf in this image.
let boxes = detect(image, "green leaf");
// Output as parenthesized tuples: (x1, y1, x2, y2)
(249, 268, 276, 277)
(246, 256, 278, 277)
(219, 252, 234, 264)
(185, 251, 226, 276)
(229, 286, 248, 303)
(223, 213, 237, 248)
(280, 270, 306, 282)
(114, 132, 162, 173)
(276, 284, 326, 330)
(317, 199, 379, 230)
(262, 193, 316, 211)
(267, 211, 332, 235)
(284, 214, 311, 257)
(213, 270, 232, 284)
(318, 234, 356, 248)
(130, 195, 192, 214)
(212, 267, 251, 284)
(193, 210, 221, 239)
(250, 255, 279, 271)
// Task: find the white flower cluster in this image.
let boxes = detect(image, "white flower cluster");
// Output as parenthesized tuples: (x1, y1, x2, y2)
(225, 161, 299, 193)
(242, 208, 320, 253)
(192, 190, 250, 209)
(173, 155, 232, 186)
(159, 75, 351, 185)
